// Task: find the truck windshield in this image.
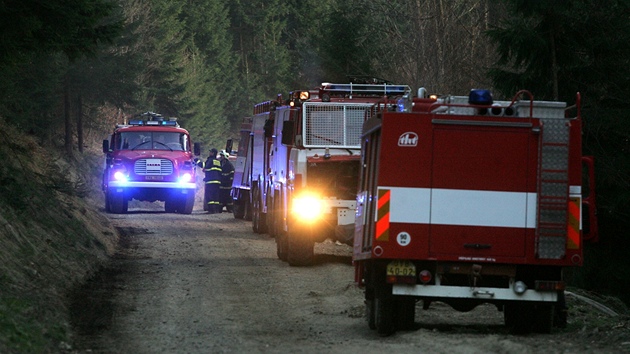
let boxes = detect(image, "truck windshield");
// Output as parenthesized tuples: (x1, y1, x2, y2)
(117, 132, 188, 151)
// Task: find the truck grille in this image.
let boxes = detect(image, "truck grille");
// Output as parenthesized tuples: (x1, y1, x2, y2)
(134, 158, 173, 175)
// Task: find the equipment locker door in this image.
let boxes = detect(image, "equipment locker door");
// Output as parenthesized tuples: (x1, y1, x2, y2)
(428, 120, 538, 258)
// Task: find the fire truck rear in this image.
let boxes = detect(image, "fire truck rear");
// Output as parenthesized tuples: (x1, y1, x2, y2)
(232, 81, 411, 266)
(102, 112, 201, 214)
(353, 89, 598, 335)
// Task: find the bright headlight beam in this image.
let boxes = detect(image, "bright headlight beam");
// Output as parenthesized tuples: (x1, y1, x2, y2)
(292, 194, 322, 222)
(179, 173, 192, 183)
(113, 171, 128, 182)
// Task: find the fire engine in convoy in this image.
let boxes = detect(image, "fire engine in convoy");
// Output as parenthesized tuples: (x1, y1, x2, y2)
(353, 89, 598, 335)
(230, 80, 411, 266)
(102, 112, 201, 214)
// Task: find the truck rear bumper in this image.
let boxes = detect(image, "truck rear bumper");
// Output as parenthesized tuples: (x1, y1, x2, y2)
(393, 284, 558, 302)
(108, 181, 196, 190)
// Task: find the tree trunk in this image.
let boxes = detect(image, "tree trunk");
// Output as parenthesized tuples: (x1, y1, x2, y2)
(64, 79, 73, 157)
(76, 94, 83, 153)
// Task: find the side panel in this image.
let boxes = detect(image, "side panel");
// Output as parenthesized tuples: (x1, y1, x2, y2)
(251, 114, 269, 184)
(373, 113, 541, 262)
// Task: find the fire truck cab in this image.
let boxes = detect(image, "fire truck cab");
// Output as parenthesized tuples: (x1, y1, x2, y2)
(102, 112, 201, 214)
(354, 89, 598, 335)
(232, 80, 411, 266)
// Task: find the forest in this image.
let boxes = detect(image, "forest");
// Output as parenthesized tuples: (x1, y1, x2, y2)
(1, 0, 630, 305)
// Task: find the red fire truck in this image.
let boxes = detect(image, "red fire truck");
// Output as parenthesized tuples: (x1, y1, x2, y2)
(102, 112, 201, 214)
(230, 80, 411, 266)
(353, 89, 598, 335)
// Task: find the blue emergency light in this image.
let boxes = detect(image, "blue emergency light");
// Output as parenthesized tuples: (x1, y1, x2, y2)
(469, 89, 493, 105)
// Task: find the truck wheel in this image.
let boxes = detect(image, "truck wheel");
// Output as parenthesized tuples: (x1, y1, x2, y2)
(165, 198, 177, 213)
(244, 195, 252, 221)
(375, 296, 395, 336)
(108, 190, 128, 214)
(276, 217, 288, 261)
(395, 297, 416, 330)
(287, 224, 314, 266)
(363, 265, 377, 330)
(504, 303, 534, 334)
(554, 291, 568, 328)
(532, 304, 554, 334)
(252, 187, 267, 234)
(178, 193, 195, 214)
(366, 299, 376, 330)
(266, 190, 276, 237)
(233, 194, 245, 219)
(372, 265, 396, 336)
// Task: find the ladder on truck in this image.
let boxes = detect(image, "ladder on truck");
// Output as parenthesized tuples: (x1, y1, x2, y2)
(536, 117, 571, 259)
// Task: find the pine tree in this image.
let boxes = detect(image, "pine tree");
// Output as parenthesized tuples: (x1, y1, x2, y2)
(486, 0, 630, 304)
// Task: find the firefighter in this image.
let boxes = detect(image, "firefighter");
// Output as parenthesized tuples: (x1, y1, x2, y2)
(198, 148, 222, 213)
(219, 150, 235, 212)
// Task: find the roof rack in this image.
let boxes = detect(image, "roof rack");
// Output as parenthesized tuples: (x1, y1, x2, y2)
(319, 82, 411, 97)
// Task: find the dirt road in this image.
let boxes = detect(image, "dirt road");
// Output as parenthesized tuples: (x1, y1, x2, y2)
(70, 206, 630, 353)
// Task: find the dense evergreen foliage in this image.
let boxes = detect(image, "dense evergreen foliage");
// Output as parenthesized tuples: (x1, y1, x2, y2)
(0, 0, 629, 303)
(487, 0, 630, 303)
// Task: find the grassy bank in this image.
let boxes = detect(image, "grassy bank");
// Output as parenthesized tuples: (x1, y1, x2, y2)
(0, 119, 117, 353)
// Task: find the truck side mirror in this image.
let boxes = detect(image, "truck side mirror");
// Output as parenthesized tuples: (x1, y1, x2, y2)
(281, 121, 294, 145)
(102, 139, 110, 153)
(194, 142, 201, 156)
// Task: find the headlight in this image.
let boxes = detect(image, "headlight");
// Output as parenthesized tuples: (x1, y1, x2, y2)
(292, 194, 322, 222)
(113, 171, 128, 182)
(179, 172, 192, 183)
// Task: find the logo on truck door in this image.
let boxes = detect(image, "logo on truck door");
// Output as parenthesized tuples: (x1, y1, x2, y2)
(398, 132, 418, 147)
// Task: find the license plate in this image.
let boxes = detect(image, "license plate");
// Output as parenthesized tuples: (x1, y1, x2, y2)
(386, 260, 416, 277)
(146, 175, 163, 180)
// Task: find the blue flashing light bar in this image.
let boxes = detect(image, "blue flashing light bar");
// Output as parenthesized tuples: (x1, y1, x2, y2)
(127, 119, 179, 127)
(469, 89, 493, 105)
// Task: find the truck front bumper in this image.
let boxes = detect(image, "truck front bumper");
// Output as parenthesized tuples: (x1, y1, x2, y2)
(108, 181, 196, 190)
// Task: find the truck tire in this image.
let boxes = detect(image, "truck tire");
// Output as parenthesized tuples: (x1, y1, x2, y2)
(252, 186, 267, 234)
(532, 304, 554, 334)
(165, 198, 177, 213)
(395, 297, 416, 330)
(371, 263, 396, 336)
(366, 299, 376, 330)
(233, 193, 245, 219)
(243, 196, 252, 221)
(178, 192, 195, 214)
(287, 224, 314, 266)
(276, 231, 288, 261)
(266, 189, 276, 237)
(374, 295, 395, 336)
(108, 190, 128, 214)
(505, 302, 535, 334)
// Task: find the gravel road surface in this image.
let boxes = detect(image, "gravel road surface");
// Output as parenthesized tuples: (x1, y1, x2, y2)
(69, 205, 630, 353)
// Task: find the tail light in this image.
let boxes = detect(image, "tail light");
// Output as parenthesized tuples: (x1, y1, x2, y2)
(419, 270, 432, 284)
